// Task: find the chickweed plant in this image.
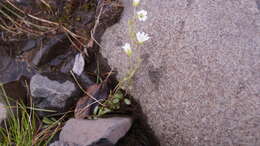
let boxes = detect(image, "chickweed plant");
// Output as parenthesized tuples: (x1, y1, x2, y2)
(115, 0, 150, 92)
(94, 0, 150, 116)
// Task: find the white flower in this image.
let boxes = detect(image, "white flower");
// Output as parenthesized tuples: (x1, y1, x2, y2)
(122, 43, 133, 56)
(136, 32, 150, 43)
(137, 10, 148, 21)
(132, 0, 140, 7)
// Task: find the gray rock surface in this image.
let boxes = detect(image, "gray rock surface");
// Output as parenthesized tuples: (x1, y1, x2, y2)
(50, 139, 114, 146)
(49, 141, 82, 146)
(22, 39, 36, 52)
(0, 44, 34, 84)
(59, 118, 132, 146)
(101, 0, 260, 145)
(0, 102, 7, 125)
(30, 73, 81, 116)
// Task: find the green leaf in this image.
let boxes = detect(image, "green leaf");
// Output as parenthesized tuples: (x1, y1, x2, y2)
(98, 108, 111, 116)
(114, 91, 123, 99)
(115, 104, 120, 110)
(103, 108, 112, 114)
(50, 117, 56, 122)
(124, 98, 131, 105)
(42, 125, 49, 129)
(42, 117, 54, 125)
(112, 98, 120, 104)
(93, 106, 99, 115)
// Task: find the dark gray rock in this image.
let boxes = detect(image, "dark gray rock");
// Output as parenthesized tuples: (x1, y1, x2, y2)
(0, 44, 34, 84)
(22, 39, 36, 52)
(30, 72, 81, 116)
(59, 118, 132, 146)
(59, 53, 76, 74)
(78, 72, 95, 89)
(32, 34, 70, 66)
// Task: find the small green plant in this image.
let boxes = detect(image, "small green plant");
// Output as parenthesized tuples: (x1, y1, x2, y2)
(93, 90, 131, 117)
(92, 0, 149, 116)
(0, 102, 38, 146)
(114, 0, 150, 92)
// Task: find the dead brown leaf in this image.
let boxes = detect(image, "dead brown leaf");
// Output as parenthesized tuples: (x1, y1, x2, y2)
(74, 82, 109, 119)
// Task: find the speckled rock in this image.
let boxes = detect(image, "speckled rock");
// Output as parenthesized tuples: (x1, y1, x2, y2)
(100, 0, 260, 145)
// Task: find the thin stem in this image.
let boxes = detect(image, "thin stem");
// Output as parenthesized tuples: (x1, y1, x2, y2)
(70, 71, 105, 106)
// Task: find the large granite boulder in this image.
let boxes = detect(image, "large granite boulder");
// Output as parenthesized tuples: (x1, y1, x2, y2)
(101, 0, 260, 145)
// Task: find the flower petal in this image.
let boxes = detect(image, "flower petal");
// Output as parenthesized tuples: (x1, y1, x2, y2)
(137, 10, 148, 22)
(122, 43, 133, 56)
(136, 32, 150, 43)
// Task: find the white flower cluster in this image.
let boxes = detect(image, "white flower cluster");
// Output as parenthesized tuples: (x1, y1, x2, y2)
(122, 0, 150, 57)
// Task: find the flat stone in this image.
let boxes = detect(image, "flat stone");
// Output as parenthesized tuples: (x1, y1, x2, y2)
(30, 72, 81, 116)
(50, 139, 114, 146)
(101, 0, 260, 145)
(59, 117, 132, 146)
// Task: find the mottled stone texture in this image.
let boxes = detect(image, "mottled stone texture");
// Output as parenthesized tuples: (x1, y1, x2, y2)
(100, 0, 260, 145)
(59, 118, 132, 146)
